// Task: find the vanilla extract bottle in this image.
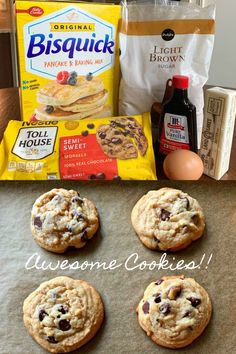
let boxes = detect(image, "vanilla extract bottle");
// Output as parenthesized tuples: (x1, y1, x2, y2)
(158, 75, 197, 156)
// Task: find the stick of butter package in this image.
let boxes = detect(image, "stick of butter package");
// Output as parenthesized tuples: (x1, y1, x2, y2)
(15, 0, 120, 121)
(0, 114, 157, 180)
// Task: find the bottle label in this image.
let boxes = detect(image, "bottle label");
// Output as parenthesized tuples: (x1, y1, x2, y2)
(159, 113, 190, 155)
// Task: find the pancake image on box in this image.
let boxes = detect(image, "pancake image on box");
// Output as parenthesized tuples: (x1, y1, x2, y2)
(131, 188, 205, 251)
(96, 117, 148, 160)
(35, 73, 111, 121)
(23, 276, 104, 353)
(137, 275, 212, 349)
(31, 188, 99, 253)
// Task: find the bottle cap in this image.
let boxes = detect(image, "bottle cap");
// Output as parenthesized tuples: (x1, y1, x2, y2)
(172, 75, 189, 89)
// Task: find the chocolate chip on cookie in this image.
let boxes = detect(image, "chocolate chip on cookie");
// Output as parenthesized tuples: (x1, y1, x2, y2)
(34, 216, 42, 228)
(159, 302, 171, 315)
(142, 301, 150, 314)
(73, 211, 85, 221)
(154, 294, 162, 303)
(71, 196, 84, 204)
(47, 336, 58, 344)
(58, 305, 68, 314)
(183, 310, 192, 318)
(59, 319, 71, 331)
(160, 209, 171, 221)
(187, 297, 201, 307)
(39, 309, 48, 321)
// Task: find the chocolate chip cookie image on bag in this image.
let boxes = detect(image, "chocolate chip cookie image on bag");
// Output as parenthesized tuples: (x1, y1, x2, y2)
(23, 276, 104, 353)
(96, 117, 148, 159)
(137, 275, 212, 349)
(31, 188, 99, 253)
(131, 188, 205, 251)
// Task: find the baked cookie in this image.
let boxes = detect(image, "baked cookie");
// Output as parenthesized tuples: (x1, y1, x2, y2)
(137, 275, 212, 349)
(23, 276, 104, 353)
(131, 188, 205, 251)
(96, 117, 148, 160)
(31, 188, 99, 253)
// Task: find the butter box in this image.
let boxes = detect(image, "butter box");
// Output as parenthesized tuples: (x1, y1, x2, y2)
(200, 87, 236, 180)
(15, 0, 120, 122)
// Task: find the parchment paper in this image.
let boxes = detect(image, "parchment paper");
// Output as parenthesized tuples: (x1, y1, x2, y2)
(0, 181, 236, 354)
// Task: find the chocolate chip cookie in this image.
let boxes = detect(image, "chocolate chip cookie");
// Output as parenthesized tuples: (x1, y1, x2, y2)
(137, 275, 212, 348)
(131, 188, 205, 251)
(31, 188, 99, 253)
(23, 276, 104, 353)
(96, 117, 148, 160)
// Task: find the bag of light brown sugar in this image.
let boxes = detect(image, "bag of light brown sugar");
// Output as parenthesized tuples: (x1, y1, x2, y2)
(119, 0, 216, 147)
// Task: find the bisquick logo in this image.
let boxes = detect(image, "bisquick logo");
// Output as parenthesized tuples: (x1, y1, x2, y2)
(161, 29, 175, 41)
(12, 127, 58, 160)
(27, 33, 114, 59)
(24, 6, 115, 79)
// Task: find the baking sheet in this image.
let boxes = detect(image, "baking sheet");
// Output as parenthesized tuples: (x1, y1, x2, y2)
(0, 181, 236, 354)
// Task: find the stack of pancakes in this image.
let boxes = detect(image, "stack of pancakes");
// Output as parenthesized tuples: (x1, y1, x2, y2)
(35, 76, 111, 121)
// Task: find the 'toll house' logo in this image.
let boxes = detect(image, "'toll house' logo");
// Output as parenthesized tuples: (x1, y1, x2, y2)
(12, 127, 58, 160)
(161, 28, 175, 41)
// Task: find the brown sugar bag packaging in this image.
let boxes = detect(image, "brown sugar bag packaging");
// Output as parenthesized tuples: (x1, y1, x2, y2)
(119, 0, 216, 147)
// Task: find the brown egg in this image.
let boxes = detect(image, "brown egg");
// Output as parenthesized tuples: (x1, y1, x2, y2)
(163, 149, 204, 180)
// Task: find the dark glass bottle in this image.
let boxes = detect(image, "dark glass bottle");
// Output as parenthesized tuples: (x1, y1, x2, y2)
(158, 75, 197, 156)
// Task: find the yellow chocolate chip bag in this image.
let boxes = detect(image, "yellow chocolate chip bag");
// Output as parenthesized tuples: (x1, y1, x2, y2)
(0, 114, 157, 180)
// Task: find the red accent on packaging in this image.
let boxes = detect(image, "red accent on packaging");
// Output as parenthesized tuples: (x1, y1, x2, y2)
(59, 134, 118, 180)
(159, 127, 190, 155)
(16, 7, 44, 17)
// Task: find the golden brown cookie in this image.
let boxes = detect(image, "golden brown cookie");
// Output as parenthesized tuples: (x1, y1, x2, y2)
(31, 188, 99, 253)
(23, 276, 104, 353)
(137, 275, 212, 348)
(131, 188, 205, 251)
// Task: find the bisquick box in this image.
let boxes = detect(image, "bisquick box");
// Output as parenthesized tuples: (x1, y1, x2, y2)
(15, 0, 120, 122)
